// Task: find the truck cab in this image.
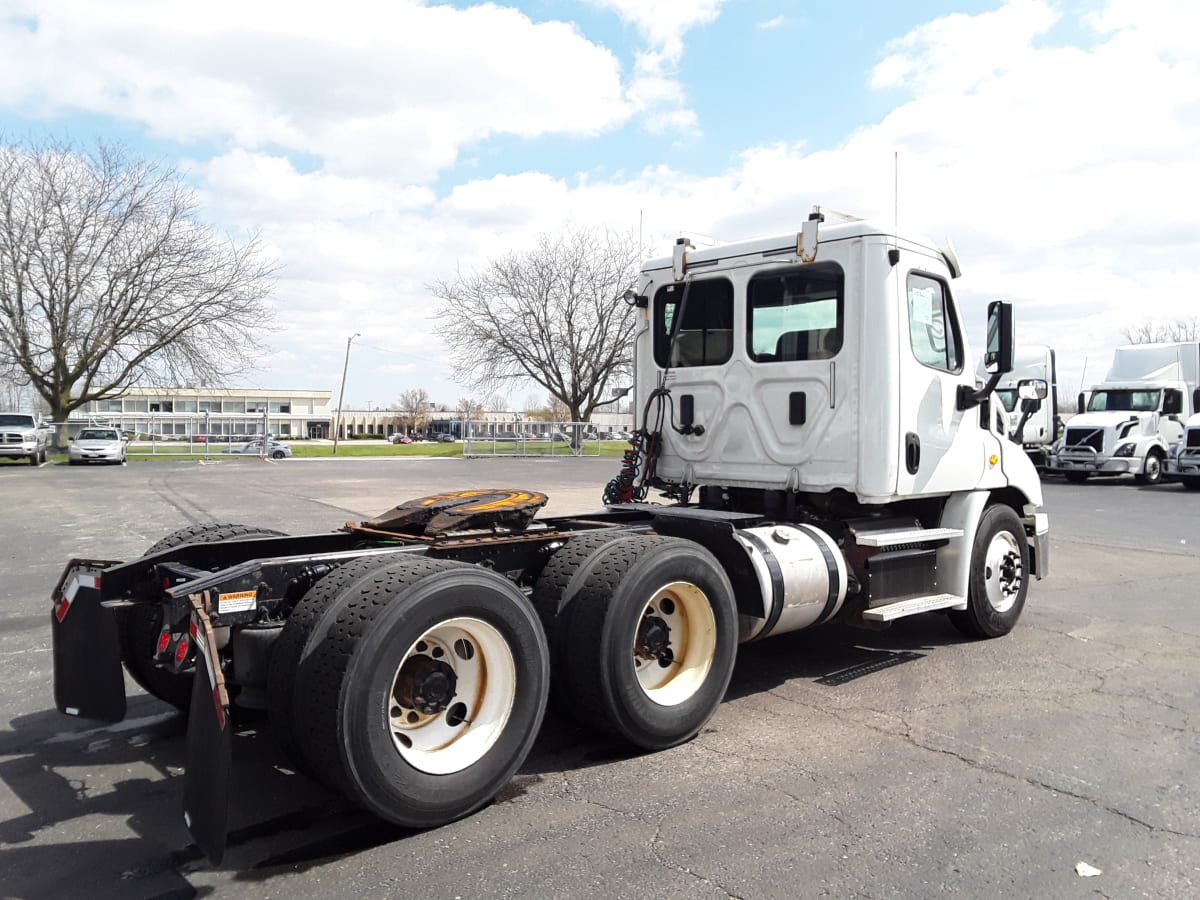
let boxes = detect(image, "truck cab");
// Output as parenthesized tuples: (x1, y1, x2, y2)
(619, 209, 1047, 630)
(1166, 412, 1200, 489)
(1049, 342, 1200, 484)
(631, 213, 1042, 504)
(988, 345, 1059, 469)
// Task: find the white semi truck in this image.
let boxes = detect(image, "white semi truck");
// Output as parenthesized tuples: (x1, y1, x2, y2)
(1049, 342, 1200, 484)
(1166, 412, 1200, 489)
(50, 209, 1049, 863)
(988, 345, 1059, 469)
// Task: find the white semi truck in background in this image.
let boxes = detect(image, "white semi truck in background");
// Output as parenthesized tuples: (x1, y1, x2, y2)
(50, 209, 1049, 864)
(1166, 411, 1200, 489)
(1049, 342, 1200, 484)
(989, 345, 1058, 470)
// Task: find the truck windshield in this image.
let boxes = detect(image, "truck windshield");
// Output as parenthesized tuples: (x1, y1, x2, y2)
(1087, 389, 1160, 412)
(995, 389, 1018, 412)
(0, 414, 37, 427)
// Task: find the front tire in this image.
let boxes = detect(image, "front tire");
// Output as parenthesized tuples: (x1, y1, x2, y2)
(1135, 450, 1164, 485)
(294, 557, 549, 828)
(949, 505, 1029, 639)
(557, 536, 738, 750)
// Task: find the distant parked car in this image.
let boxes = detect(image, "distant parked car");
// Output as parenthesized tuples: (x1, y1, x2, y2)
(221, 440, 292, 459)
(391, 434, 414, 445)
(436, 433, 455, 443)
(68, 427, 126, 465)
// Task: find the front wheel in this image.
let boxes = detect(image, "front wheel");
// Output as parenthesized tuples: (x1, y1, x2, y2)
(271, 450, 286, 459)
(950, 505, 1029, 639)
(295, 558, 549, 828)
(557, 536, 738, 750)
(1135, 451, 1164, 485)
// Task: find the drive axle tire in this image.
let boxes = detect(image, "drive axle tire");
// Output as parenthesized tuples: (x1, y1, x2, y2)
(557, 536, 738, 751)
(294, 558, 549, 828)
(267, 553, 399, 771)
(950, 504, 1029, 639)
(531, 529, 629, 705)
(119, 523, 285, 711)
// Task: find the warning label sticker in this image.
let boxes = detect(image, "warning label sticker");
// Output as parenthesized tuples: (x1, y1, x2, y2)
(217, 589, 257, 615)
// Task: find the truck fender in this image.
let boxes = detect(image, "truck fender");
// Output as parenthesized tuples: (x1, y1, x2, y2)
(936, 490, 990, 602)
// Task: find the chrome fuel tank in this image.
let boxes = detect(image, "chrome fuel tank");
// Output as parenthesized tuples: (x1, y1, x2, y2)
(734, 524, 847, 641)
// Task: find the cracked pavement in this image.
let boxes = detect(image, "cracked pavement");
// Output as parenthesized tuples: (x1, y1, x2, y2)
(0, 460, 1196, 898)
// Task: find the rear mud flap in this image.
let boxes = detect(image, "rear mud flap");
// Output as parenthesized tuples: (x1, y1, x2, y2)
(51, 562, 125, 722)
(183, 596, 233, 866)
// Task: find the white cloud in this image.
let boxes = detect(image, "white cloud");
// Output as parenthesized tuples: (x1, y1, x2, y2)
(587, 0, 727, 133)
(0, 0, 630, 180)
(757, 15, 787, 31)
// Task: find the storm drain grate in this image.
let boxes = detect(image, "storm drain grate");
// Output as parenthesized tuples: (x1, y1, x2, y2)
(816, 650, 925, 686)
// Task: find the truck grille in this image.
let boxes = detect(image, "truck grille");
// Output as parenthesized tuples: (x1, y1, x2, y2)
(1064, 427, 1103, 452)
(1, 432, 24, 444)
(1187, 430, 1200, 449)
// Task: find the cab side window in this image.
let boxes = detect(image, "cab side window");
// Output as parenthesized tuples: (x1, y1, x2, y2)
(907, 272, 962, 373)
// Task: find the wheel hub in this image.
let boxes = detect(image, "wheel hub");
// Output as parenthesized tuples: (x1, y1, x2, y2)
(394, 655, 458, 715)
(635, 615, 674, 664)
(999, 552, 1020, 594)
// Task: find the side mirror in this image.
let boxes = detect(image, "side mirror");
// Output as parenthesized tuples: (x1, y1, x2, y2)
(1163, 389, 1183, 416)
(984, 301, 1014, 374)
(1077, 392, 1085, 415)
(1194, 388, 1200, 413)
(1017, 378, 1048, 402)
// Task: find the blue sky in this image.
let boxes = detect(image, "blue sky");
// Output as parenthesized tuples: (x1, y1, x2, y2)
(2, 0, 1198, 409)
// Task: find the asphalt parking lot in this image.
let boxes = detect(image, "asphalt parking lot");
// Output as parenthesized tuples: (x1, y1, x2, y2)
(0, 458, 1197, 899)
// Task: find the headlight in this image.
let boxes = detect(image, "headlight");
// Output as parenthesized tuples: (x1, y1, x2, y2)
(1113, 443, 1136, 458)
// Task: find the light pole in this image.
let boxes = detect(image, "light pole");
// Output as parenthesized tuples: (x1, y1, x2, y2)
(332, 332, 360, 455)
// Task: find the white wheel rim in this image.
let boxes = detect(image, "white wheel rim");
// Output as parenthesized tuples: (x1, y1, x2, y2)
(983, 531, 1023, 614)
(387, 616, 516, 775)
(629, 581, 717, 707)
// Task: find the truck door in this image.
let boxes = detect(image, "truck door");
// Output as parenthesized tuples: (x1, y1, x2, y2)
(896, 269, 985, 494)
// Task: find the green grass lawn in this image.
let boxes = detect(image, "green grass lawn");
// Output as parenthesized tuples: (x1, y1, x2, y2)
(34, 438, 634, 464)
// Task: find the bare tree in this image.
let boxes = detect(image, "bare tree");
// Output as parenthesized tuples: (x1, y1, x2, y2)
(1122, 318, 1200, 343)
(0, 138, 275, 439)
(396, 387, 431, 435)
(431, 226, 643, 422)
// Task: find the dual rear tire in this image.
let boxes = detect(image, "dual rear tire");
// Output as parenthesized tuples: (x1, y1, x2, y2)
(269, 556, 549, 829)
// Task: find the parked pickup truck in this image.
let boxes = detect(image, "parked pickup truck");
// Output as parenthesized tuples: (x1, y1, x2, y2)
(0, 412, 52, 466)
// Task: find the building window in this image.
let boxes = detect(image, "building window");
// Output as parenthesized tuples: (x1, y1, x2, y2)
(269, 402, 291, 413)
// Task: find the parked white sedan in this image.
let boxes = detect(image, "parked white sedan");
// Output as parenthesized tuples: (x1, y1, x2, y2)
(68, 427, 127, 465)
(221, 439, 292, 459)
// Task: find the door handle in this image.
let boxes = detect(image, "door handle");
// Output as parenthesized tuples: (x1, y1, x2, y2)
(905, 432, 921, 474)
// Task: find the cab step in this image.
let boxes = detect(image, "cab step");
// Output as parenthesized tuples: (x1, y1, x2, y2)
(862, 592, 966, 622)
(853, 527, 963, 548)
